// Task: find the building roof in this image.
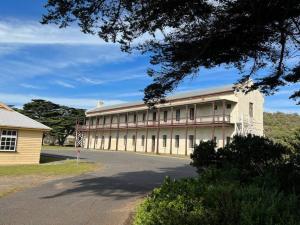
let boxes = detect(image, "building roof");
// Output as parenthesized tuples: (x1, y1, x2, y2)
(87, 85, 234, 114)
(0, 103, 51, 130)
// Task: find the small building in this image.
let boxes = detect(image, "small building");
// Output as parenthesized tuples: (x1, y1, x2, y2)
(0, 103, 50, 165)
(77, 84, 264, 156)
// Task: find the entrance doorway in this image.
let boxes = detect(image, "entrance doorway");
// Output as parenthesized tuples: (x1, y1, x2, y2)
(151, 135, 156, 152)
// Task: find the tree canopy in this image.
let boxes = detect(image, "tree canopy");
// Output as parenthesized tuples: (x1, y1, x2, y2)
(20, 99, 85, 146)
(42, 0, 300, 106)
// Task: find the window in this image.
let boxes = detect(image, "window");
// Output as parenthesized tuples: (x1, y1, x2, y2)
(124, 135, 127, 145)
(226, 103, 231, 109)
(189, 108, 195, 120)
(175, 109, 180, 121)
(141, 135, 145, 146)
(103, 116, 106, 125)
(125, 114, 128, 123)
(108, 136, 112, 149)
(132, 135, 136, 146)
(226, 137, 231, 145)
(153, 112, 157, 121)
(163, 111, 168, 122)
(0, 130, 17, 151)
(134, 114, 137, 123)
(249, 103, 253, 118)
(214, 105, 218, 110)
(213, 136, 217, 147)
(142, 113, 146, 122)
(175, 135, 180, 148)
(189, 135, 194, 148)
(110, 116, 113, 124)
(96, 117, 100, 125)
(163, 135, 167, 147)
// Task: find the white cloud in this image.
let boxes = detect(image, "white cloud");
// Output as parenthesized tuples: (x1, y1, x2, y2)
(0, 92, 125, 109)
(20, 83, 44, 90)
(0, 19, 108, 45)
(55, 80, 75, 88)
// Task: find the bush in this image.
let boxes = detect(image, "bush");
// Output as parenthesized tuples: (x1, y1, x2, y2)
(133, 171, 300, 225)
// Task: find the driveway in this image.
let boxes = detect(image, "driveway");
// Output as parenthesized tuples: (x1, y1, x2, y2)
(0, 150, 196, 225)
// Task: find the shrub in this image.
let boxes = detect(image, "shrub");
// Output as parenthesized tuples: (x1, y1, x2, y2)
(133, 171, 300, 225)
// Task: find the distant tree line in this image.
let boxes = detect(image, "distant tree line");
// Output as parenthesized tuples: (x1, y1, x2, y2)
(15, 99, 85, 146)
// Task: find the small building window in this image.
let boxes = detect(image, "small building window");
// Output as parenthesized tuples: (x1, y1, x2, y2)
(175, 109, 180, 121)
(189, 135, 194, 148)
(163, 111, 168, 122)
(0, 130, 17, 151)
(175, 135, 180, 148)
(153, 112, 157, 121)
(141, 135, 145, 146)
(132, 135, 136, 146)
(163, 135, 167, 147)
(133, 114, 137, 123)
(189, 108, 195, 120)
(226, 103, 231, 109)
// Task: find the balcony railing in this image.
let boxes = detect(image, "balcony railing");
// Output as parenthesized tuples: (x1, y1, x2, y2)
(77, 114, 231, 131)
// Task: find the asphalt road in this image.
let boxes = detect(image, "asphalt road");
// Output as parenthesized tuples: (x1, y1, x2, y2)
(0, 150, 196, 225)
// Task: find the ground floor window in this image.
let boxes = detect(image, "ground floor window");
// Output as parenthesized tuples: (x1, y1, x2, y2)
(175, 135, 180, 148)
(141, 135, 145, 146)
(0, 130, 17, 151)
(163, 135, 167, 147)
(189, 135, 194, 148)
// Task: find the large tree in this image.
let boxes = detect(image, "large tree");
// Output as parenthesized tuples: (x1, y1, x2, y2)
(20, 99, 85, 146)
(42, 0, 300, 106)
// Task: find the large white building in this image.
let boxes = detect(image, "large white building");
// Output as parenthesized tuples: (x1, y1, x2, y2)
(78, 84, 264, 155)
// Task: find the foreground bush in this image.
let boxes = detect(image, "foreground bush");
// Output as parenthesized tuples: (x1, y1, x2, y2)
(133, 171, 300, 225)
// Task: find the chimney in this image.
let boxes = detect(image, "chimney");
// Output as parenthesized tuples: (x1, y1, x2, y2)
(96, 100, 104, 108)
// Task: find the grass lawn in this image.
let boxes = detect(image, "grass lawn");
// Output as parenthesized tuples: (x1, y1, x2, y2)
(0, 157, 97, 177)
(0, 155, 98, 198)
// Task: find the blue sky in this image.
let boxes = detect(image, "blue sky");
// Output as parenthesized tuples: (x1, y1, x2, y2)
(0, 0, 299, 113)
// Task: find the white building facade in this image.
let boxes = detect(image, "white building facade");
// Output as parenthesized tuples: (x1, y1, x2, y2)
(77, 85, 264, 156)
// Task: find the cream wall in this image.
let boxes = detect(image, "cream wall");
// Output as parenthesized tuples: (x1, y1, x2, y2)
(0, 129, 43, 165)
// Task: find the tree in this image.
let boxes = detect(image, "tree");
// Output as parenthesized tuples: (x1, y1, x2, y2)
(42, 0, 300, 106)
(20, 99, 85, 146)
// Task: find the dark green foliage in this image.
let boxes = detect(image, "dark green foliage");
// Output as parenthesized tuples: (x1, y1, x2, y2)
(42, 0, 300, 105)
(134, 171, 300, 225)
(19, 99, 85, 146)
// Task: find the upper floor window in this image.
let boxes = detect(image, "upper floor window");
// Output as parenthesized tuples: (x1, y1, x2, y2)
(214, 105, 218, 110)
(134, 113, 137, 123)
(175, 109, 180, 121)
(142, 113, 146, 122)
(96, 117, 100, 125)
(163, 111, 168, 122)
(249, 103, 254, 118)
(110, 116, 113, 124)
(103, 116, 106, 125)
(153, 112, 157, 121)
(226, 103, 231, 109)
(189, 108, 195, 120)
(0, 130, 17, 152)
(125, 114, 128, 123)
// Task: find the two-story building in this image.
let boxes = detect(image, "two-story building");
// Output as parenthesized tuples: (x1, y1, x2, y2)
(77, 84, 264, 156)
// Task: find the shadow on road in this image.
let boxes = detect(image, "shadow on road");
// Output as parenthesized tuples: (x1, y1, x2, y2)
(41, 165, 196, 200)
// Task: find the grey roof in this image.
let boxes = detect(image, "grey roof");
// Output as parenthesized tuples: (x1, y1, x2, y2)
(0, 108, 51, 130)
(87, 85, 234, 114)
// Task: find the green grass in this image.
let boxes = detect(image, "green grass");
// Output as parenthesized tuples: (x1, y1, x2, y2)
(0, 158, 97, 177)
(42, 145, 76, 151)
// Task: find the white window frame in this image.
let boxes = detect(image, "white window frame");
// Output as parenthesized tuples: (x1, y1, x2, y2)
(0, 129, 18, 152)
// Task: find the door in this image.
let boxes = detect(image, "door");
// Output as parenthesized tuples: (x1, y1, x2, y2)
(151, 135, 156, 152)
